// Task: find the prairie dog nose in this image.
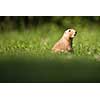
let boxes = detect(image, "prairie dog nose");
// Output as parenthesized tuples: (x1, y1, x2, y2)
(74, 31, 77, 36)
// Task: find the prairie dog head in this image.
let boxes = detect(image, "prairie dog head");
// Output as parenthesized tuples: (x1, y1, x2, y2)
(63, 29, 77, 40)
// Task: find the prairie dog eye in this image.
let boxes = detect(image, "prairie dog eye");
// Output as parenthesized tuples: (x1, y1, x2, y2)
(69, 29, 71, 32)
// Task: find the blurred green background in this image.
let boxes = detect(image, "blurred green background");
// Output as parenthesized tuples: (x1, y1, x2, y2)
(0, 16, 100, 31)
(0, 16, 100, 83)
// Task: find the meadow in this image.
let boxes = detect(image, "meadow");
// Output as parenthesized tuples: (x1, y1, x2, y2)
(0, 23, 100, 82)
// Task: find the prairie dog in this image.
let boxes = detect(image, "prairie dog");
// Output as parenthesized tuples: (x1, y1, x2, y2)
(52, 29, 77, 53)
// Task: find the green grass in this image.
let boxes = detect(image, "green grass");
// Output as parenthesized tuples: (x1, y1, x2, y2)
(0, 24, 100, 82)
(0, 24, 100, 58)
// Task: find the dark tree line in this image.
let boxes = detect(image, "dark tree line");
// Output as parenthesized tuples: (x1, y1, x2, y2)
(0, 16, 100, 31)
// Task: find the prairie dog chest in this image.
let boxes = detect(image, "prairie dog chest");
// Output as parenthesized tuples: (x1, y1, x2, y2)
(61, 38, 72, 47)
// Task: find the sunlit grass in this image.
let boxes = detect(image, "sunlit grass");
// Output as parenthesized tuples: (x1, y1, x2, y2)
(0, 24, 100, 60)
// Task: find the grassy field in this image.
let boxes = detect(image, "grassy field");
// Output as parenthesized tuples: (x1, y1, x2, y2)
(0, 24, 100, 82)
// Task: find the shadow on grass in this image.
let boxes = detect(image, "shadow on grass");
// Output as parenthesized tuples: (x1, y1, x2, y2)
(0, 56, 100, 83)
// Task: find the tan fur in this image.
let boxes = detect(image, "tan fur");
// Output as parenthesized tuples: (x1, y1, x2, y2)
(52, 29, 77, 53)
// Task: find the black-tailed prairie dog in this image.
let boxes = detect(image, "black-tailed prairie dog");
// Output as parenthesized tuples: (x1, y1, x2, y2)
(52, 29, 77, 53)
